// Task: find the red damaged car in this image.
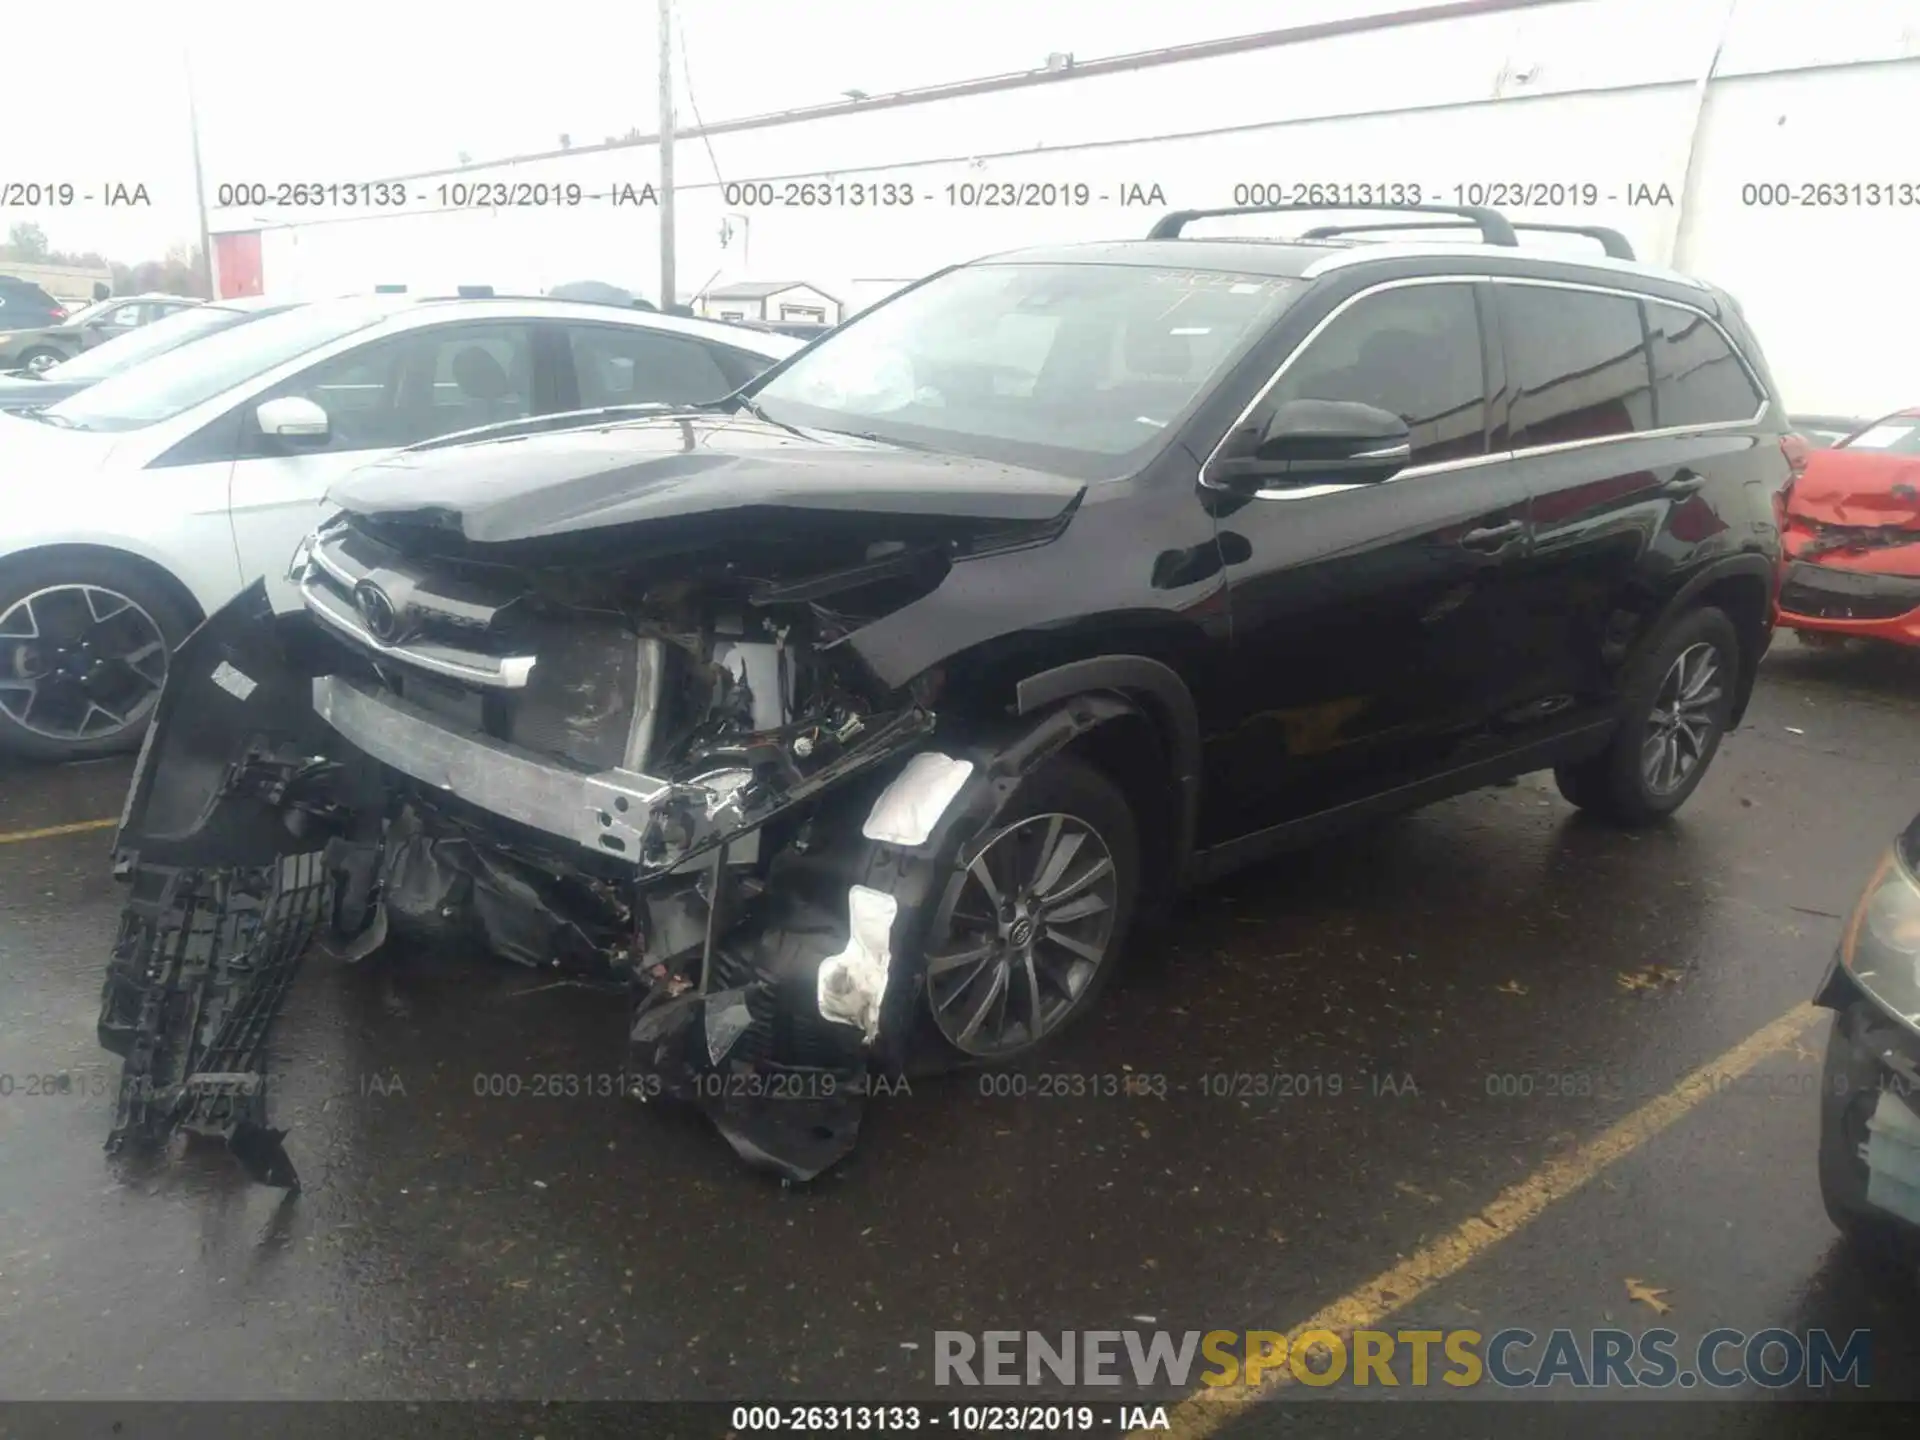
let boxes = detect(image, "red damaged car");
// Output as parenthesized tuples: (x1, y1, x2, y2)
(1778, 408, 1920, 647)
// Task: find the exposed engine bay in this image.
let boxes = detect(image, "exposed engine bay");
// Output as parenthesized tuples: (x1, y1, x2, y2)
(99, 474, 1124, 1188)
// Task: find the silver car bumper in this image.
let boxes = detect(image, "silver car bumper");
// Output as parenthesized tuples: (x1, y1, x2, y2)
(313, 674, 683, 863)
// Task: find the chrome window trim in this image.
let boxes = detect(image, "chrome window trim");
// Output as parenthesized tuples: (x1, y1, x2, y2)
(1199, 273, 1769, 502)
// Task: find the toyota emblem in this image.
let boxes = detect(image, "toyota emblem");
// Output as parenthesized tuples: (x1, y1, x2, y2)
(352, 580, 403, 643)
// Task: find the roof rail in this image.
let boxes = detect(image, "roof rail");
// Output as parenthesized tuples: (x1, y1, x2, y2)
(1148, 202, 1519, 247)
(1299, 218, 1636, 260)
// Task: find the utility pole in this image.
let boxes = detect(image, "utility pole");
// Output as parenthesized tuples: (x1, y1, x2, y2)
(184, 48, 214, 297)
(657, 0, 676, 313)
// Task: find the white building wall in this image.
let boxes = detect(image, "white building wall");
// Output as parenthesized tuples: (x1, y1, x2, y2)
(236, 0, 1920, 413)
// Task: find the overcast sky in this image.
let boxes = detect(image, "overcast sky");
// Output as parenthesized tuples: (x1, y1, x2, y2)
(6, 0, 1453, 260)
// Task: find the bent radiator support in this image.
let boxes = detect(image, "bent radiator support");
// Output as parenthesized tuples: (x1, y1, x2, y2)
(100, 851, 331, 1189)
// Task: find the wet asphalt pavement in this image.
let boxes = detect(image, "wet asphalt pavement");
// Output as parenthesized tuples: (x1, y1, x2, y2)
(5, 635, 1920, 1428)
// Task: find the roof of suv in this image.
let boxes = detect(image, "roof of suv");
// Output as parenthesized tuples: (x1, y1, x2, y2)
(983, 236, 1709, 292)
(980, 204, 1711, 297)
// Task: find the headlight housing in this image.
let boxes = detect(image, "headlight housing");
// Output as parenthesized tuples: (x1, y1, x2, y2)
(1840, 847, 1920, 1029)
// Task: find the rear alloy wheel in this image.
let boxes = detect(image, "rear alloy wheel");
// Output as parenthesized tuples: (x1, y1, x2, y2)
(921, 755, 1139, 1060)
(18, 347, 66, 374)
(1554, 605, 1739, 825)
(0, 558, 194, 761)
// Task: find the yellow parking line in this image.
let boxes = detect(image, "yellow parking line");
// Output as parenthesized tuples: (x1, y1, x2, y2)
(1156, 1001, 1825, 1438)
(0, 817, 117, 846)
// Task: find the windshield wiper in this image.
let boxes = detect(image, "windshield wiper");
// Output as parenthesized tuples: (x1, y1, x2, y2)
(30, 410, 84, 429)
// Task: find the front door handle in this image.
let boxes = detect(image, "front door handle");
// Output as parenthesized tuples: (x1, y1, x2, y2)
(1459, 519, 1525, 551)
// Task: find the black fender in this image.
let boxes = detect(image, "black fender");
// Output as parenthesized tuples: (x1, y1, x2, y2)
(1013, 654, 1202, 886)
(1649, 552, 1778, 729)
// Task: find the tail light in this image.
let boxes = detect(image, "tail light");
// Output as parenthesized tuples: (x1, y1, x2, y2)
(49, 306, 67, 321)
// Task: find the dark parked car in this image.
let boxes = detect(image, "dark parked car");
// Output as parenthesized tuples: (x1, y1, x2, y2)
(0, 275, 68, 332)
(0, 295, 304, 412)
(1817, 817, 1920, 1270)
(102, 203, 1789, 1189)
(0, 292, 203, 374)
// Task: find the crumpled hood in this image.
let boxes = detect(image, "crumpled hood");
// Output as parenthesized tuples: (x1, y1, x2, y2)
(327, 412, 1085, 546)
(1787, 450, 1920, 529)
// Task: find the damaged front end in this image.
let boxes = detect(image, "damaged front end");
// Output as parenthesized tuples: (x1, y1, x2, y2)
(1779, 448, 1920, 642)
(103, 482, 1085, 1185)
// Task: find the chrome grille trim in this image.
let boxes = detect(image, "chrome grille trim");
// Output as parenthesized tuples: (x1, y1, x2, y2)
(310, 530, 517, 632)
(300, 574, 537, 688)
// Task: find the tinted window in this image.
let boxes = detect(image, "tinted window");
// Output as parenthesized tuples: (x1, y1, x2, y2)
(1265, 282, 1488, 467)
(105, 303, 144, 327)
(1500, 285, 1652, 447)
(1644, 301, 1761, 427)
(566, 325, 735, 408)
(256, 322, 535, 453)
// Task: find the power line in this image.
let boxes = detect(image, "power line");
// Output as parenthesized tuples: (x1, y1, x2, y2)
(677, 13, 725, 187)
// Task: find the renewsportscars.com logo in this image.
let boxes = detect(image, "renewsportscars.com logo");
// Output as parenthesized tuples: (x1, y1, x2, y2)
(932, 1328, 1872, 1390)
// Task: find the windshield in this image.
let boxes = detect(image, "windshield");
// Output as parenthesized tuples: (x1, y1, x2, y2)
(1840, 414, 1920, 455)
(751, 262, 1301, 477)
(41, 302, 291, 385)
(43, 299, 399, 432)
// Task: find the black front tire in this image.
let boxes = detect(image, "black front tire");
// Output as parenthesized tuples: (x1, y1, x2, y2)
(910, 751, 1141, 1067)
(1554, 605, 1740, 826)
(0, 552, 197, 763)
(17, 346, 68, 371)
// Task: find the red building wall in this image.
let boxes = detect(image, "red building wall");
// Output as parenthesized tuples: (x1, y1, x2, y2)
(213, 231, 264, 298)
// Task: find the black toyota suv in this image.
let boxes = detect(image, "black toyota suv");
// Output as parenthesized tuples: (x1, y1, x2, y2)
(103, 203, 1789, 1187)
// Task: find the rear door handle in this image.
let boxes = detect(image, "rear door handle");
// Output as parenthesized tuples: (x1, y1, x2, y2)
(1459, 519, 1525, 551)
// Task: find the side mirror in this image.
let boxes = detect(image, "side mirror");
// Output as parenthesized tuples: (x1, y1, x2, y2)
(255, 395, 330, 442)
(1210, 399, 1411, 492)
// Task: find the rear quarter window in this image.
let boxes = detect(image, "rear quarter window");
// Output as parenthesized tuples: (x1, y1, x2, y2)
(1644, 301, 1763, 427)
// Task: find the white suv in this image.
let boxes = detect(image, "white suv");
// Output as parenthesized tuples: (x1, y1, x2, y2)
(0, 295, 800, 760)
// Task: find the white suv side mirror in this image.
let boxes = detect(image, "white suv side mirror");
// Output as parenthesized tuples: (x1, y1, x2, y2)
(256, 395, 330, 439)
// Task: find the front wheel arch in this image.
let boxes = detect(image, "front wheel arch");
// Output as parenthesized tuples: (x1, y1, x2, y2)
(1013, 654, 1202, 887)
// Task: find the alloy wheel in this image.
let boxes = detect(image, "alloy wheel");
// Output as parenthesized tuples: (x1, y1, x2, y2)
(0, 584, 170, 742)
(925, 811, 1120, 1057)
(1641, 640, 1724, 796)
